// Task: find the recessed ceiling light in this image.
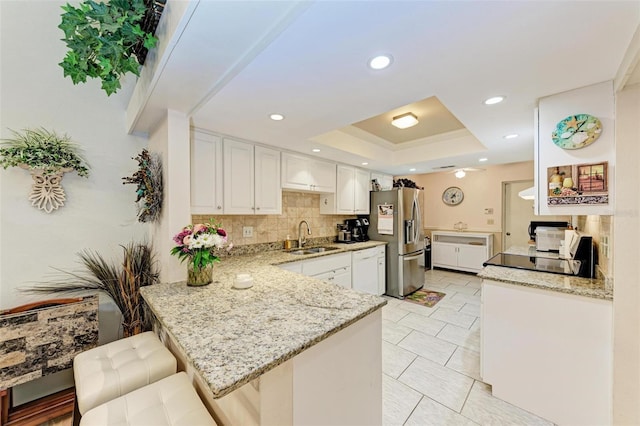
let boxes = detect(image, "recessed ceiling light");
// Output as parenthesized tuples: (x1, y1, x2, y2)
(503, 133, 519, 139)
(368, 54, 393, 70)
(484, 96, 505, 105)
(409, 168, 416, 172)
(391, 112, 419, 129)
(269, 113, 284, 121)
(455, 170, 466, 179)
(312, 148, 321, 153)
(479, 158, 488, 162)
(361, 162, 369, 166)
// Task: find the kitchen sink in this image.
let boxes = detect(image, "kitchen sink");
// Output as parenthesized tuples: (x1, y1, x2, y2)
(287, 246, 340, 255)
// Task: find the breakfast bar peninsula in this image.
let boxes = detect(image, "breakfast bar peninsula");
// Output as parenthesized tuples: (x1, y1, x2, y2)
(141, 243, 387, 426)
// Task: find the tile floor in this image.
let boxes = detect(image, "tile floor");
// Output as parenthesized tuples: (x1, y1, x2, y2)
(382, 268, 554, 426)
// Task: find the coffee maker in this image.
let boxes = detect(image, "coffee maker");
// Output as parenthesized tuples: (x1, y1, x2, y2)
(344, 218, 370, 242)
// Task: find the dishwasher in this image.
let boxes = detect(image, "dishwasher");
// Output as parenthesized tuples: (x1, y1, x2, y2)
(352, 247, 379, 295)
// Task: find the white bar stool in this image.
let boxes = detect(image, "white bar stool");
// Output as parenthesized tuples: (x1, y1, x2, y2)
(73, 331, 177, 417)
(79, 372, 217, 426)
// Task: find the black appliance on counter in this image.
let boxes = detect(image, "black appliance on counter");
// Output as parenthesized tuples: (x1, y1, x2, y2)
(344, 218, 370, 242)
(483, 233, 597, 278)
(528, 221, 571, 241)
(568, 234, 597, 278)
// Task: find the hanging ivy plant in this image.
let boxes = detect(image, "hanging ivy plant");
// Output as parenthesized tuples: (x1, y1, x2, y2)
(0, 128, 89, 177)
(58, 0, 163, 96)
(122, 149, 163, 223)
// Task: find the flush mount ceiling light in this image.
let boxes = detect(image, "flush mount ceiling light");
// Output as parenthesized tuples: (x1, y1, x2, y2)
(483, 96, 505, 105)
(455, 170, 466, 179)
(368, 54, 393, 70)
(361, 162, 369, 166)
(479, 158, 488, 162)
(312, 148, 321, 153)
(269, 113, 284, 121)
(503, 133, 519, 139)
(391, 112, 419, 129)
(409, 168, 416, 172)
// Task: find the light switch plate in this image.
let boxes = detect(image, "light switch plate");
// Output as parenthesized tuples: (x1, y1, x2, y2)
(243, 226, 253, 238)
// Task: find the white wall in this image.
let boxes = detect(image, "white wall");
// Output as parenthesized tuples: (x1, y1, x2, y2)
(149, 110, 191, 284)
(613, 82, 640, 424)
(0, 1, 147, 310)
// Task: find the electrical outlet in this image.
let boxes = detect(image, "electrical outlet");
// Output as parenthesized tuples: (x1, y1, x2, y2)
(242, 226, 253, 238)
(601, 235, 610, 258)
(487, 219, 494, 225)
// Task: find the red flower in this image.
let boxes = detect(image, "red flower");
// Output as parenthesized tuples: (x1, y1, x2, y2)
(217, 229, 226, 237)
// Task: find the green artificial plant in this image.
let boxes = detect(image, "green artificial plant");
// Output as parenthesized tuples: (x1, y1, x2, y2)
(58, 0, 159, 96)
(0, 128, 89, 177)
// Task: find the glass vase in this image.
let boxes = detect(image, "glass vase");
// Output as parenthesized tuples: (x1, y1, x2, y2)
(187, 263, 213, 286)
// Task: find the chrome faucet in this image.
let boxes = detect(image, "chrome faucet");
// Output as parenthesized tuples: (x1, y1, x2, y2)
(298, 220, 311, 248)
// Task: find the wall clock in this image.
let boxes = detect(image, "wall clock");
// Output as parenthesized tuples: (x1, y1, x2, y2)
(442, 186, 464, 206)
(551, 113, 602, 150)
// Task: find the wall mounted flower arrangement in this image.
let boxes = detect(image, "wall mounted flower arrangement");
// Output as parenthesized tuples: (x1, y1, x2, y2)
(0, 128, 90, 213)
(122, 149, 163, 223)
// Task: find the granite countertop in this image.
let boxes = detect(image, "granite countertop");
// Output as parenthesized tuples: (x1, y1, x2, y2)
(478, 246, 612, 301)
(140, 241, 387, 399)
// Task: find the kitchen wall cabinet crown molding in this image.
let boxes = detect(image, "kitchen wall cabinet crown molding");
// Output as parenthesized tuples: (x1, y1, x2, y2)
(535, 81, 615, 215)
(431, 231, 493, 273)
(281, 152, 336, 193)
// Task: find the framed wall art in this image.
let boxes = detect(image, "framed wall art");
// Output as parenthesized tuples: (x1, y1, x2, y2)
(547, 161, 608, 206)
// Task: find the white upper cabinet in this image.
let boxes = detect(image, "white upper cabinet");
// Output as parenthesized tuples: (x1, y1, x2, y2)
(327, 165, 371, 215)
(281, 152, 336, 193)
(191, 130, 224, 214)
(223, 138, 281, 215)
(254, 146, 282, 214)
(354, 168, 371, 214)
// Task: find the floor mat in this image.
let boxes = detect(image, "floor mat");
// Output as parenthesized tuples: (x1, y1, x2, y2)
(405, 289, 446, 308)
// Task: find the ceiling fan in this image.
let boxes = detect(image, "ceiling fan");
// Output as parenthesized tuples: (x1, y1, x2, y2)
(448, 167, 485, 178)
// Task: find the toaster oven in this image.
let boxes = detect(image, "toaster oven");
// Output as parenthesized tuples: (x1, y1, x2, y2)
(535, 227, 565, 252)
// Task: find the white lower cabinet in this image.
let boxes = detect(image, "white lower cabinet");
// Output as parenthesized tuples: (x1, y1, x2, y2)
(352, 246, 386, 295)
(279, 252, 352, 289)
(278, 247, 386, 291)
(481, 279, 612, 425)
(377, 250, 386, 295)
(431, 231, 493, 273)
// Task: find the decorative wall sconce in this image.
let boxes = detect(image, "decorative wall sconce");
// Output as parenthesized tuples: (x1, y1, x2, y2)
(0, 128, 89, 213)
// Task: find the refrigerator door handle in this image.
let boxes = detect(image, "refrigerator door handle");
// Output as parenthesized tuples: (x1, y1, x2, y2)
(412, 197, 420, 243)
(403, 254, 423, 262)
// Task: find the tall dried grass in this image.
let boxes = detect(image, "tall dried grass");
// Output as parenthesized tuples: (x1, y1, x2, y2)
(24, 242, 159, 337)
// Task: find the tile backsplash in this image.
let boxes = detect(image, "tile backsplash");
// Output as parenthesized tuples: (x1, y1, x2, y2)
(192, 192, 355, 247)
(577, 215, 613, 280)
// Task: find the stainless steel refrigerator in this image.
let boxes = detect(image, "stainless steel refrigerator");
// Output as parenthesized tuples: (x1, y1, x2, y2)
(369, 188, 425, 298)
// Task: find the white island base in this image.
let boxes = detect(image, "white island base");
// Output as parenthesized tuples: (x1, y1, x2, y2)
(158, 310, 382, 426)
(481, 279, 612, 425)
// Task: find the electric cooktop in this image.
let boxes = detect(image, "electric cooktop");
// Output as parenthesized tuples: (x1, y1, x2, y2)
(483, 253, 581, 276)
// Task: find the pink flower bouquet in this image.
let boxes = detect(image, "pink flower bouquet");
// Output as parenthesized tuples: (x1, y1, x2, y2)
(170, 219, 231, 271)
